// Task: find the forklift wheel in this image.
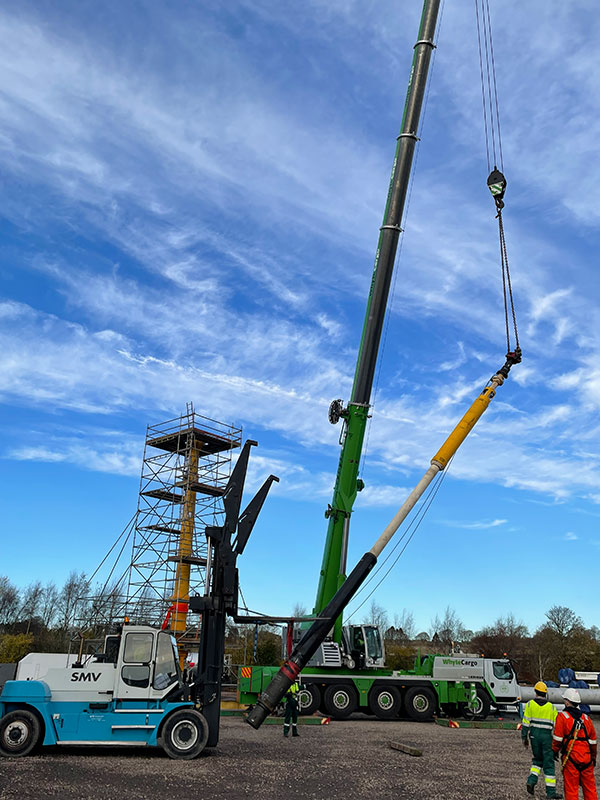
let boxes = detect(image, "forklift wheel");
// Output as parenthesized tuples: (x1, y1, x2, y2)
(160, 709, 209, 760)
(0, 709, 42, 757)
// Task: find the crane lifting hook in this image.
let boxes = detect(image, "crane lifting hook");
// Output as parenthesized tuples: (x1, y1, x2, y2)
(487, 167, 506, 211)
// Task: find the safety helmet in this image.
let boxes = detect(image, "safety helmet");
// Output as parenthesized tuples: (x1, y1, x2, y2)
(534, 681, 548, 694)
(562, 688, 581, 704)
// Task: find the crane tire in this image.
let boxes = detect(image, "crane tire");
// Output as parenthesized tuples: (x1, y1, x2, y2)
(461, 687, 491, 720)
(297, 684, 321, 716)
(159, 709, 209, 759)
(404, 686, 437, 721)
(0, 709, 42, 757)
(368, 685, 402, 719)
(323, 684, 357, 719)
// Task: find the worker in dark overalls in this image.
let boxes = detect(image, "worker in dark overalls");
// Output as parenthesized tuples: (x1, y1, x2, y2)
(283, 680, 300, 738)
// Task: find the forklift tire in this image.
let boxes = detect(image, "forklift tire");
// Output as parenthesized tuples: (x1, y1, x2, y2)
(368, 685, 402, 719)
(404, 686, 437, 722)
(460, 687, 491, 720)
(0, 709, 42, 757)
(159, 709, 209, 760)
(323, 684, 357, 719)
(297, 684, 321, 716)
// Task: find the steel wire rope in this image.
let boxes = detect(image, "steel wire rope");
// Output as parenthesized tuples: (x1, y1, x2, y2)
(344, 478, 438, 610)
(360, 0, 446, 480)
(345, 455, 454, 622)
(474, 0, 491, 172)
(484, 0, 504, 170)
(475, 0, 519, 355)
(475, 0, 503, 171)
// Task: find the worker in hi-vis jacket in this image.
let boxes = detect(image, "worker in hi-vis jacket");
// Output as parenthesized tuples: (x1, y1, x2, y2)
(522, 681, 561, 798)
(283, 680, 300, 738)
(553, 688, 597, 800)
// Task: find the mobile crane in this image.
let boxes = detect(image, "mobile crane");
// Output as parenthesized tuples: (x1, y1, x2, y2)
(245, 0, 522, 728)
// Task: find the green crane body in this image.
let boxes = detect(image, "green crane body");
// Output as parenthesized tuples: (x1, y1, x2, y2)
(314, 0, 440, 644)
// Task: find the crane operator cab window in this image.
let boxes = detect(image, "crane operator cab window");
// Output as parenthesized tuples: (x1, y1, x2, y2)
(363, 625, 383, 663)
(121, 632, 153, 688)
(492, 661, 514, 681)
(153, 632, 180, 691)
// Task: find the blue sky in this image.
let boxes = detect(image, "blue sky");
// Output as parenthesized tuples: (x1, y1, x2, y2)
(1, 0, 599, 635)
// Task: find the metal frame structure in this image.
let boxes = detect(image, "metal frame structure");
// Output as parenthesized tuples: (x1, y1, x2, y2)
(78, 405, 241, 662)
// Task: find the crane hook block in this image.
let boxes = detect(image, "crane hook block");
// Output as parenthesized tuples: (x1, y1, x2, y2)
(487, 168, 506, 210)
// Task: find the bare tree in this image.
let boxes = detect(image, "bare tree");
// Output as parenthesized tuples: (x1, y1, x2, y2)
(39, 582, 59, 628)
(545, 606, 584, 638)
(365, 599, 388, 631)
(292, 602, 307, 618)
(430, 606, 465, 650)
(20, 581, 44, 633)
(57, 572, 89, 631)
(394, 609, 416, 641)
(0, 576, 20, 626)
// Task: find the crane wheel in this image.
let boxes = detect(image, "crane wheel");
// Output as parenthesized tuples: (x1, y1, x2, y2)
(323, 684, 357, 719)
(404, 686, 437, 722)
(0, 709, 42, 757)
(297, 684, 321, 716)
(159, 709, 209, 760)
(460, 687, 491, 720)
(368, 685, 402, 719)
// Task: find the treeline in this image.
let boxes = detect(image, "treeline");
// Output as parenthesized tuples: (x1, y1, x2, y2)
(2, 574, 599, 686)
(366, 602, 600, 684)
(0, 573, 90, 661)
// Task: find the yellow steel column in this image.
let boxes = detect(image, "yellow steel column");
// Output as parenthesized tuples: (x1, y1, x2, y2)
(170, 439, 199, 667)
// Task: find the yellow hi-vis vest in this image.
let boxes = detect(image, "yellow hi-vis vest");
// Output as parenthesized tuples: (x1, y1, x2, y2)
(523, 699, 557, 735)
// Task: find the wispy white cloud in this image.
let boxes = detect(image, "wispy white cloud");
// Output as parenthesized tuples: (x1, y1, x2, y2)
(442, 518, 507, 530)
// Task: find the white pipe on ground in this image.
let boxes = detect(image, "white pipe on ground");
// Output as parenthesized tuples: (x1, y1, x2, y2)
(519, 686, 600, 706)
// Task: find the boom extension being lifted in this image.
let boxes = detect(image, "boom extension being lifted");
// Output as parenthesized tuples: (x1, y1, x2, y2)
(246, 357, 517, 729)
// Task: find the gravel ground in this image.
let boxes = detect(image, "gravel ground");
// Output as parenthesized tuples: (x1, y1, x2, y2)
(0, 716, 562, 800)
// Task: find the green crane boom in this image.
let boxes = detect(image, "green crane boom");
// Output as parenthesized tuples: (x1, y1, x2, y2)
(314, 0, 442, 643)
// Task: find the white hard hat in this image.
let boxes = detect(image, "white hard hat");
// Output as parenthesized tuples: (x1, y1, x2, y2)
(562, 688, 581, 704)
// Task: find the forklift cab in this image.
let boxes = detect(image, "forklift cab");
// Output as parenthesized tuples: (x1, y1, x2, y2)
(343, 624, 385, 669)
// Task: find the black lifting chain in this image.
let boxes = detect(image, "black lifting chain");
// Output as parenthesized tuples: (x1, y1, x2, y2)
(487, 168, 521, 374)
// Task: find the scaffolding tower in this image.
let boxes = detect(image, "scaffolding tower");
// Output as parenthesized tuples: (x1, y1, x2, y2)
(79, 405, 241, 663)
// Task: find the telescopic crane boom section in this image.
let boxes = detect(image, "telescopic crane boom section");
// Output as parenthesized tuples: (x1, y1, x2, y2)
(314, 0, 442, 644)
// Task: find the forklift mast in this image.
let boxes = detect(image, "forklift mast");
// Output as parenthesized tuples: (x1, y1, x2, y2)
(189, 439, 278, 747)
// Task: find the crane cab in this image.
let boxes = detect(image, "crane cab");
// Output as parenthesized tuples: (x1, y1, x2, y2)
(342, 624, 385, 669)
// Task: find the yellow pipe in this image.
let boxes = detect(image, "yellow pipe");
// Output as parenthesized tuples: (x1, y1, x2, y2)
(370, 372, 505, 559)
(171, 442, 199, 666)
(431, 374, 504, 469)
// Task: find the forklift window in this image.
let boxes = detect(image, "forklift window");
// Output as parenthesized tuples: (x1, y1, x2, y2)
(122, 665, 150, 688)
(153, 632, 179, 690)
(124, 633, 153, 663)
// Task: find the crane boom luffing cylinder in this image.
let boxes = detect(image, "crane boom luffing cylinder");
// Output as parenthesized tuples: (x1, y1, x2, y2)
(314, 0, 442, 646)
(246, 354, 520, 729)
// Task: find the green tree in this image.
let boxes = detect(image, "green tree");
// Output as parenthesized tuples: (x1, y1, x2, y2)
(0, 633, 34, 662)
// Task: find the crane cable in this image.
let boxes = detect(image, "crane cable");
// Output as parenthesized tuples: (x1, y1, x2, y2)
(476, 0, 521, 365)
(349, 4, 523, 618)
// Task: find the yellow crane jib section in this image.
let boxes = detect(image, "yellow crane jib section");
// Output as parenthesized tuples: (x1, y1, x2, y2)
(431, 373, 504, 470)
